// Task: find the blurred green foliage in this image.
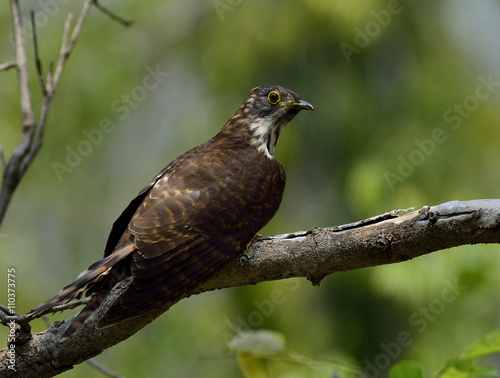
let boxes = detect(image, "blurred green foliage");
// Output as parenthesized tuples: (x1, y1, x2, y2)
(1, 0, 500, 377)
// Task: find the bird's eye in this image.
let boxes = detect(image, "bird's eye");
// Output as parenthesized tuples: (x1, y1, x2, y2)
(267, 91, 281, 105)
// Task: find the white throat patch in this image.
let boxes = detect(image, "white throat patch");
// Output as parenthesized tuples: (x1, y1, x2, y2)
(248, 117, 280, 158)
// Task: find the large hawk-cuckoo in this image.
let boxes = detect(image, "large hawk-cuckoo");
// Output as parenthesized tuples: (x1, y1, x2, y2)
(30, 85, 313, 336)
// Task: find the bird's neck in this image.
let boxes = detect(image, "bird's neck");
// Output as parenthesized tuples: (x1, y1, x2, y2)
(216, 115, 284, 159)
(247, 117, 284, 158)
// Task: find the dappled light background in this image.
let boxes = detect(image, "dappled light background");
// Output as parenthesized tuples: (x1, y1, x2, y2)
(1, 0, 500, 377)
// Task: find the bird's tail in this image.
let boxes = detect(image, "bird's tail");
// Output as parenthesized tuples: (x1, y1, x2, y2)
(28, 245, 134, 336)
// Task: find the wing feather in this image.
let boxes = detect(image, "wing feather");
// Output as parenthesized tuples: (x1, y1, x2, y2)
(99, 146, 286, 327)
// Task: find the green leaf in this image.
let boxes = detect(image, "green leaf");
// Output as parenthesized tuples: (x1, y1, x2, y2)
(441, 359, 498, 377)
(237, 352, 272, 378)
(439, 366, 473, 378)
(389, 361, 423, 378)
(461, 331, 500, 360)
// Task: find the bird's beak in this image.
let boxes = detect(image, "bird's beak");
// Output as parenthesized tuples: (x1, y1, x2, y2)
(281, 99, 314, 111)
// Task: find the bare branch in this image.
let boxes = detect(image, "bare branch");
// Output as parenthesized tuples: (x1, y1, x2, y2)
(0, 304, 31, 345)
(0, 147, 5, 170)
(1, 199, 499, 377)
(0, 304, 17, 326)
(92, 0, 133, 27)
(21, 1, 95, 176)
(60, 14, 73, 53)
(0, 61, 16, 71)
(10, 0, 35, 130)
(0, 0, 37, 224)
(48, 12, 73, 93)
(51, 0, 93, 91)
(0, 0, 98, 226)
(86, 359, 125, 378)
(30, 10, 47, 96)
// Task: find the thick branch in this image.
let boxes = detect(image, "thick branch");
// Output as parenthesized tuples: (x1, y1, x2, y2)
(1, 199, 499, 377)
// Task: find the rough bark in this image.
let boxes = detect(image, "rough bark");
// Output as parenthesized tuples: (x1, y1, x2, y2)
(1, 199, 499, 377)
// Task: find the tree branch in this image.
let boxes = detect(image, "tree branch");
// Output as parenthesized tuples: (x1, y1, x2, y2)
(0, 61, 16, 71)
(0, 0, 37, 224)
(1, 199, 499, 377)
(0, 0, 95, 226)
(92, 0, 133, 27)
(0, 0, 133, 229)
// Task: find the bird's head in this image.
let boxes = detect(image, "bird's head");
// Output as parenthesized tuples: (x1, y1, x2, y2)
(221, 85, 313, 157)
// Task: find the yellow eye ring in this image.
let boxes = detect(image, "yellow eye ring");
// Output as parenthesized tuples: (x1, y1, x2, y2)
(268, 91, 281, 105)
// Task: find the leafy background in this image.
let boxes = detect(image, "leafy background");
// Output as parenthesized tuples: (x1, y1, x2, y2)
(1, 0, 500, 377)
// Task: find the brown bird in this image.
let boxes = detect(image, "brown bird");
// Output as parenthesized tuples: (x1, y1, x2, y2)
(29, 85, 313, 336)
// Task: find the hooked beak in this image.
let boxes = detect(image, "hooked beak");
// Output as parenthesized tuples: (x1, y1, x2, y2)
(281, 99, 314, 111)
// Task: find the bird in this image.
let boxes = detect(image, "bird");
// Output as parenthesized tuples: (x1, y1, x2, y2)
(29, 85, 313, 336)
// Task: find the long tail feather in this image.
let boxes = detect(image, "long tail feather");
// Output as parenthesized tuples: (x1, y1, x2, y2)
(28, 245, 134, 334)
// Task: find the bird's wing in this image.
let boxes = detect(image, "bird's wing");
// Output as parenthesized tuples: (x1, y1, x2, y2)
(99, 146, 285, 326)
(103, 162, 175, 257)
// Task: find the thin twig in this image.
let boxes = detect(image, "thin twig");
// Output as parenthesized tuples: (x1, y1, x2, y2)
(10, 0, 35, 132)
(61, 14, 72, 52)
(31, 10, 47, 96)
(87, 359, 126, 378)
(0, 303, 16, 325)
(51, 0, 93, 90)
(0, 304, 31, 343)
(48, 11, 73, 94)
(0, 60, 16, 71)
(47, 61, 54, 89)
(0, 304, 30, 326)
(0, 146, 5, 170)
(42, 315, 51, 327)
(93, 0, 133, 27)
